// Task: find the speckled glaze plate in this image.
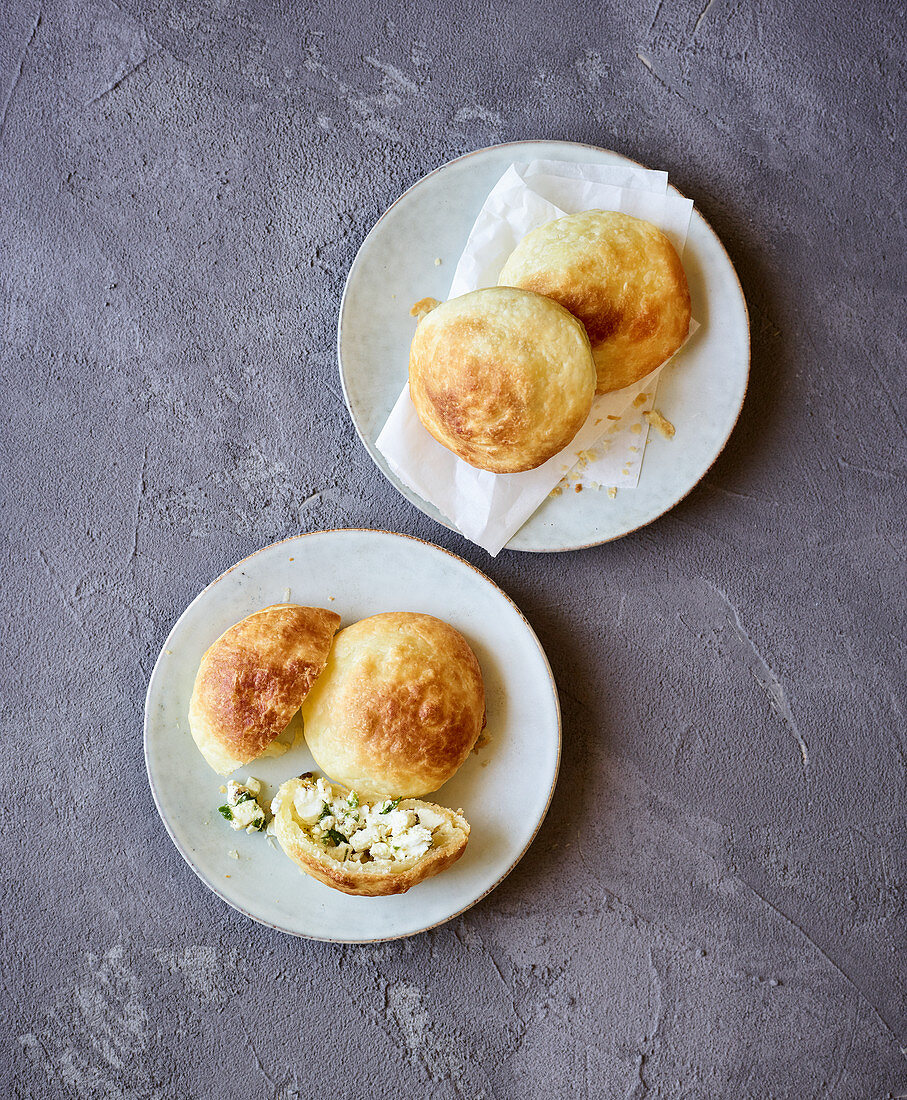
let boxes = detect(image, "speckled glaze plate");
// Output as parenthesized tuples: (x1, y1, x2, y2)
(144, 529, 560, 941)
(338, 140, 749, 551)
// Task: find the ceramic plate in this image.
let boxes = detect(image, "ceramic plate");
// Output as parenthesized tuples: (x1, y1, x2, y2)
(144, 529, 560, 941)
(338, 140, 749, 551)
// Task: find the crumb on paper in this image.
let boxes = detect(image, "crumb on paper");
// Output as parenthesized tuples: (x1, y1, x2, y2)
(289, 557, 294, 562)
(621, 467, 630, 476)
(219, 785, 227, 794)
(633, 392, 649, 408)
(481, 759, 490, 767)
(630, 423, 642, 434)
(329, 595, 335, 601)
(606, 414, 620, 421)
(594, 418, 603, 425)
(575, 484, 583, 493)
(472, 731, 491, 754)
(629, 445, 639, 453)
(224, 874, 231, 879)
(434, 257, 442, 266)
(228, 849, 239, 860)
(283, 587, 291, 602)
(549, 485, 563, 498)
(644, 409, 676, 439)
(607, 487, 618, 499)
(410, 296, 441, 320)
(165, 649, 173, 655)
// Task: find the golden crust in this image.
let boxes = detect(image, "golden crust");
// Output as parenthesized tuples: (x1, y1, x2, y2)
(188, 604, 341, 775)
(272, 777, 470, 896)
(301, 612, 486, 799)
(498, 210, 692, 395)
(409, 286, 595, 472)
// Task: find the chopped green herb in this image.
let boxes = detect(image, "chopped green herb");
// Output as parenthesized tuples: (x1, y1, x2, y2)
(323, 827, 348, 848)
(379, 799, 401, 814)
(347, 791, 359, 808)
(249, 816, 266, 832)
(218, 805, 233, 821)
(234, 791, 254, 804)
(318, 801, 332, 820)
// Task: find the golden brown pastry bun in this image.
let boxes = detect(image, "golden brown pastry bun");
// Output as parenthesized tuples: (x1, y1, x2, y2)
(301, 612, 485, 799)
(409, 286, 595, 472)
(272, 774, 469, 896)
(498, 210, 691, 394)
(188, 604, 341, 775)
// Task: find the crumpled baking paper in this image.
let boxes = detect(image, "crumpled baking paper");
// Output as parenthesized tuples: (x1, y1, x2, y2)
(376, 159, 695, 555)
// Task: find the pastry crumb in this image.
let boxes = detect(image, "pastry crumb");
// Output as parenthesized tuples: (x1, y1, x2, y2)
(607, 487, 617, 499)
(644, 409, 676, 439)
(594, 418, 603, 425)
(434, 257, 442, 266)
(629, 445, 639, 453)
(228, 849, 239, 860)
(630, 423, 642, 434)
(472, 731, 491, 754)
(410, 296, 441, 320)
(606, 414, 620, 421)
(633, 392, 649, 407)
(575, 484, 583, 493)
(549, 485, 563, 497)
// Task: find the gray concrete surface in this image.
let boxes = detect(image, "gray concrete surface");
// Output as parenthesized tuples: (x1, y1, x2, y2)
(1, 0, 905, 1096)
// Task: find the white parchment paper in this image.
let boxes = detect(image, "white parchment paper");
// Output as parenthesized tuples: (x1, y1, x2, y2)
(376, 160, 695, 555)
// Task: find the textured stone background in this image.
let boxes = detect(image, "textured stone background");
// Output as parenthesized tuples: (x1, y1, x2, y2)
(2, 0, 905, 1096)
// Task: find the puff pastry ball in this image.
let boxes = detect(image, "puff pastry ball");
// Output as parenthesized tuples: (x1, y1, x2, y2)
(498, 210, 692, 395)
(409, 286, 596, 473)
(188, 604, 341, 775)
(300, 612, 486, 799)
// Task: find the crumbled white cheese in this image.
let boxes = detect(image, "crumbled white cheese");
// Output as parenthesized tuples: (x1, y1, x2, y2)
(291, 776, 442, 865)
(221, 778, 267, 833)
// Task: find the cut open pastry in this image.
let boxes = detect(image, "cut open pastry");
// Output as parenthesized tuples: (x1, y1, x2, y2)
(272, 773, 470, 896)
(188, 604, 341, 775)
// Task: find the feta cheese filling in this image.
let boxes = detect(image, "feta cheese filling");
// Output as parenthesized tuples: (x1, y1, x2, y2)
(219, 777, 267, 833)
(282, 775, 443, 865)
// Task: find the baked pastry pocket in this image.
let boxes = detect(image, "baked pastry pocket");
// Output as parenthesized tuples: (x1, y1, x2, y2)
(272, 773, 470, 896)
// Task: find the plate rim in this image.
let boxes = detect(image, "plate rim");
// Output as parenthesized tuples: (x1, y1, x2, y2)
(337, 138, 751, 552)
(143, 526, 562, 942)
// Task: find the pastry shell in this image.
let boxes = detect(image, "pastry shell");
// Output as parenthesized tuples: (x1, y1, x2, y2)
(272, 775, 470, 897)
(188, 604, 341, 775)
(409, 286, 596, 472)
(499, 210, 691, 395)
(301, 612, 486, 800)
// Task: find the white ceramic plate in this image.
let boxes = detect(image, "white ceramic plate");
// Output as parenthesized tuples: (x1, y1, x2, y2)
(144, 529, 560, 941)
(338, 140, 750, 551)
